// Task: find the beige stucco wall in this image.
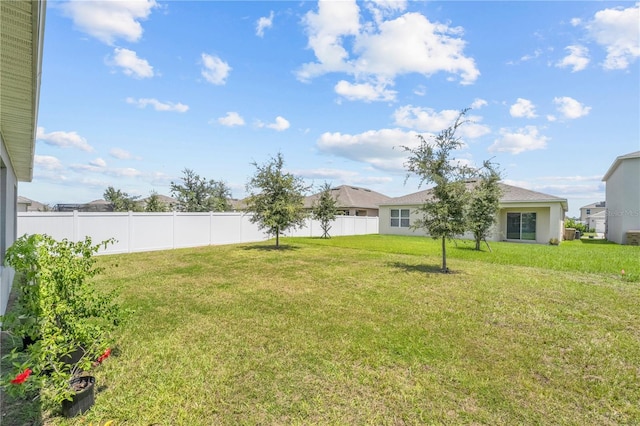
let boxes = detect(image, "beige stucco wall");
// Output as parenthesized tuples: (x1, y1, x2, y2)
(497, 203, 565, 244)
(605, 157, 640, 244)
(380, 202, 565, 244)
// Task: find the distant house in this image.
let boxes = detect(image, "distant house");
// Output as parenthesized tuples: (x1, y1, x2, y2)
(379, 182, 568, 244)
(602, 151, 640, 244)
(139, 194, 177, 211)
(579, 201, 606, 223)
(55, 200, 114, 212)
(303, 185, 391, 217)
(17, 196, 48, 212)
(0, 0, 46, 315)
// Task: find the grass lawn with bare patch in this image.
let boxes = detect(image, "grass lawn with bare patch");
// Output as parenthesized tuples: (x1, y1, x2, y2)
(3, 235, 639, 424)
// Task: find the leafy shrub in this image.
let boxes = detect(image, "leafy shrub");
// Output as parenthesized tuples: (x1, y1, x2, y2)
(1, 235, 128, 410)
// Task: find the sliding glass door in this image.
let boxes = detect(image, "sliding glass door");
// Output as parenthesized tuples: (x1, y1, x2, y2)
(506, 212, 536, 241)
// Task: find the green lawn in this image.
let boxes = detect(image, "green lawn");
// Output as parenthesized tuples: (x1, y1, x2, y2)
(3, 235, 639, 425)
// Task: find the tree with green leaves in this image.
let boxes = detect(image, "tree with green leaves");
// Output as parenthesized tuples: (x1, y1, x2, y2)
(245, 152, 310, 248)
(170, 168, 231, 212)
(467, 160, 502, 251)
(103, 186, 141, 212)
(144, 191, 169, 212)
(312, 182, 338, 238)
(402, 109, 474, 272)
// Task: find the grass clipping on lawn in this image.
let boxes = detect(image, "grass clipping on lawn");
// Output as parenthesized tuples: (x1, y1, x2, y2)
(9, 236, 640, 425)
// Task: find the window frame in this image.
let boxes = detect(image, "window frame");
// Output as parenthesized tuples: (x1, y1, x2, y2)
(390, 208, 410, 228)
(506, 212, 536, 241)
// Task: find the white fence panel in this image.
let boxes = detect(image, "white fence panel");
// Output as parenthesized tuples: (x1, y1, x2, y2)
(77, 213, 130, 254)
(17, 212, 378, 255)
(130, 213, 174, 252)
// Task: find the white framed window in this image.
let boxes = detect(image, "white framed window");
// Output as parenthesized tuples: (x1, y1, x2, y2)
(391, 209, 410, 227)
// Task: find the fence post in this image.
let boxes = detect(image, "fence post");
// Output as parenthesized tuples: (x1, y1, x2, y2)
(73, 210, 79, 241)
(172, 211, 177, 249)
(128, 211, 133, 253)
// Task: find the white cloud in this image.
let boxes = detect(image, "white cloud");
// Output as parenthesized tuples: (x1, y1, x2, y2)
(297, 2, 478, 101)
(126, 97, 189, 112)
(70, 163, 143, 178)
(218, 112, 246, 127)
(266, 116, 290, 131)
(553, 96, 591, 119)
(90, 158, 107, 168)
(353, 13, 479, 84)
(61, 0, 158, 45)
(334, 80, 396, 102)
(556, 45, 590, 72)
(392, 106, 490, 139)
(317, 128, 421, 172)
(34, 155, 63, 170)
(520, 49, 542, 62)
(489, 126, 549, 154)
(111, 48, 154, 78)
(256, 11, 274, 37)
(471, 98, 488, 109)
(110, 148, 133, 160)
(295, 167, 393, 185)
(36, 127, 93, 152)
(394, 106, 459, 132)
(201, 53, 231, 85)
(509, 98, 537, 118)
(298, 0, 360, 81)
(586, 3, 639, 70)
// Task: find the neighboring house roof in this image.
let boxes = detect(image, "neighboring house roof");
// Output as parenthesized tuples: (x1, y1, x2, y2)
(580, 201, 606, 209)
(589, 210, 607, 219)
(380, 182, 568, 210)
(602, 151, 640, 181)
(303, 185, 391, 210)
(1, 0, 46, 182)
(140, 194, 176, 206)
(229, 198, 248, 211)
(17, 196, 47, 211)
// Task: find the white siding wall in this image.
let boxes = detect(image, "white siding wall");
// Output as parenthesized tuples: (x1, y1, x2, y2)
(16, 212, 379, 255)
(1, 136, 19, 315)
(605, 158, 640, 244)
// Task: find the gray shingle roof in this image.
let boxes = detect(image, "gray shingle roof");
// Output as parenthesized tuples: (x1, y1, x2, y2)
(380, 182, 567, 206)
(304, 185, 391, 209)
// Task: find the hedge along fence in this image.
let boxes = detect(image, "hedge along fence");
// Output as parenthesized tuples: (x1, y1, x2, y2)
(17, 212, 379, 255)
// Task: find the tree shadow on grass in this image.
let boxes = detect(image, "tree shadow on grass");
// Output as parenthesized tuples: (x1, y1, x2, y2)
(388, 261, 460, 274)
(242, 244, 300, 252)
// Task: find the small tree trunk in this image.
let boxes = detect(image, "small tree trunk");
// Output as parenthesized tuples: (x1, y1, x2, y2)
(441, 236, 447, 272)
(276, 226, 280, 248)
(475, 237, 481, 251)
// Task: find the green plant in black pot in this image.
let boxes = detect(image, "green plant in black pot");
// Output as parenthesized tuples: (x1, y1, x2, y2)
(1, 235, 129, 417)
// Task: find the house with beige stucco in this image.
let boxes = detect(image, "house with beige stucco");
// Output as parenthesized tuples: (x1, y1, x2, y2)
(379, 182, 568, 244)
(0, 0, 46, 315)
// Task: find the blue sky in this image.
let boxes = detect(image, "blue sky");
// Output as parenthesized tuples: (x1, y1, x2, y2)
(21, 0, 639, 217)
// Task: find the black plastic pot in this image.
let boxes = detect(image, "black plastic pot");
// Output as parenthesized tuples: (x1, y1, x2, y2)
(62, 376, 95, 418)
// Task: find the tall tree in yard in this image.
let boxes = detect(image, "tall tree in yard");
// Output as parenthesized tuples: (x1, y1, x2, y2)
(312, 182, 338, 238)
(402, 109, 474, 272)
(104, 186, 141, 212)
(145, 191, 169, 212)
(245, 153, 310, 248)
(170, 168, 231, 212)
(468, 161, 502, 251)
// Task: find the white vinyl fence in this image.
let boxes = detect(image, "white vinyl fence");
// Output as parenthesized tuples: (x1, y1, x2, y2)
(17, 212, 379, 255)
